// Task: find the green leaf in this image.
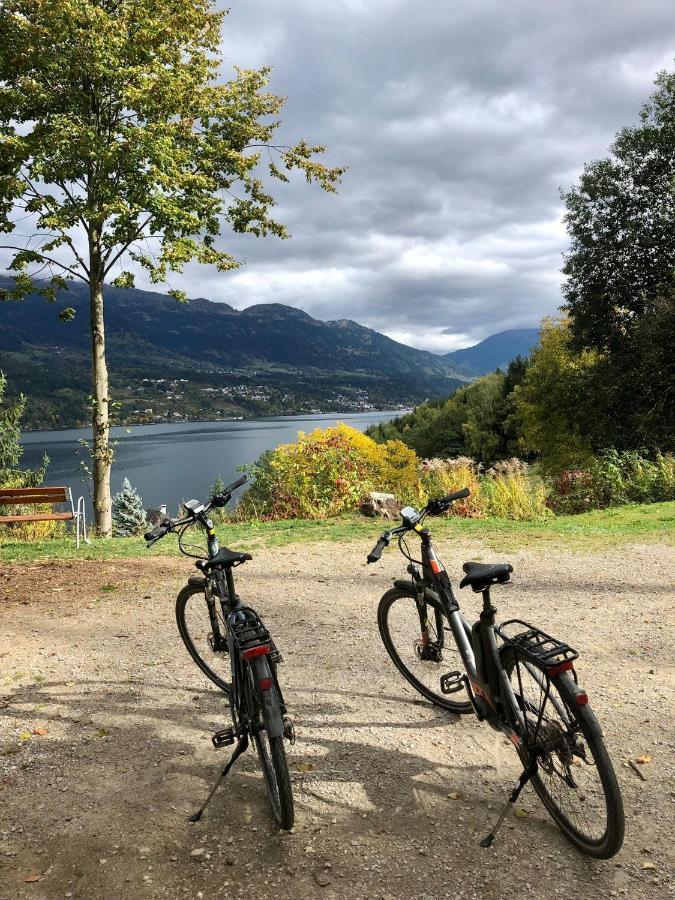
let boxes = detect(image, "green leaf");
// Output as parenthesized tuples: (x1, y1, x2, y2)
(111, 272, 136, 289)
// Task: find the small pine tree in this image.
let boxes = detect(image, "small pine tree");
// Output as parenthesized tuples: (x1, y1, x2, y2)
(112, 478, 148, 537)
(208, 474, 227, 523)
(209, 474, 226, 500)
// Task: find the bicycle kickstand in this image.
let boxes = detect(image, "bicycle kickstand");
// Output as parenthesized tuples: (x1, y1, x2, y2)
(189, 734, 249, 823)
(480, 759, 537, 848)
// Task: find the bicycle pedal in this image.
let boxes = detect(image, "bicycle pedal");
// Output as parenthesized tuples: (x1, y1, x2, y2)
(212, 727, 236, 748)
(283, 716, 295, 745)
(440, 671, 465, 694)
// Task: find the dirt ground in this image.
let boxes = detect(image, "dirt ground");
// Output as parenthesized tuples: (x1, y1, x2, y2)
(1, 535, 674, 900)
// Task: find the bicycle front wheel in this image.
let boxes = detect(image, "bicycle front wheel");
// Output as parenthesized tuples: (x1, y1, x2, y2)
(176, 584, 230, 693)
(378, 587, 472, 713)
(502, 648, 624, 858)
(246, 666, 294, 829)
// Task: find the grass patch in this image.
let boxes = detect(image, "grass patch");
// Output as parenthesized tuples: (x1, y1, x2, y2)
(0, 502, 673, 563)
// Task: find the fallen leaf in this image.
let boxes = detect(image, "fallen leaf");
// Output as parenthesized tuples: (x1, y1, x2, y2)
(641, 862, 656, 870)
(514, 808, 529, 818)
(295, 762, 314, 773)
(32, 728, 49, 736)
(94, 727, 109, 738)
(24, 874, 41, 883)
(18, 731, 32, 741)
(447, 791, 460, 800)
(635, 754, 653, 765)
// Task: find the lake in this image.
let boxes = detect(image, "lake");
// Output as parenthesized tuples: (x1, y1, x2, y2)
(20, 411, 403, 513)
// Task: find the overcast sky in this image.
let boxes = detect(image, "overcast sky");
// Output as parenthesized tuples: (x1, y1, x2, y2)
(7, 1, 675, 352)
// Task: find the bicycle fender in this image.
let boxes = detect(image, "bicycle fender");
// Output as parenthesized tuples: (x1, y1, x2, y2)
(188, 575, 206, 588)
(393, 579, 440, 605)
(557, 672, 603, 738)
(251, 656, 285, 738)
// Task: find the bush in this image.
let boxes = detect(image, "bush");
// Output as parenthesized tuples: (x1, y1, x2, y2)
(548, 450, 675, 513)
(238, 425, 423, 520)
(239, 428, 369, 520)
(238, 427, 553, 523)
(420, 456, 550, 520)
(419, 458, 486, 517)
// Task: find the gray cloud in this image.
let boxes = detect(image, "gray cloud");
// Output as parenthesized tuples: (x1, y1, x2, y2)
(8, 1, 675, 351)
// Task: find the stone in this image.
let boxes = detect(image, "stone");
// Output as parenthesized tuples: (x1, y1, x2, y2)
(359, 492, 401, 520)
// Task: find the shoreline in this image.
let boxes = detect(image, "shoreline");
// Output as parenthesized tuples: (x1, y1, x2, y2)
(21, 408, 412, 440)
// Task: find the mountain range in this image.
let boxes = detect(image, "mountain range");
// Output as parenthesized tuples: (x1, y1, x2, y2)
(0, 278, 538, 429)
(445, 328, 540, 376)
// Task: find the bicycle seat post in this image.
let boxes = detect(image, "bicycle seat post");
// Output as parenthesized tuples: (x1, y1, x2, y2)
(481, 587, 496, 621)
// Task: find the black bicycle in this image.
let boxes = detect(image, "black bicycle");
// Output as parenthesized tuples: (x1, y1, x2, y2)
(368, 488, 624, 858)
(145, 475, 294, 829)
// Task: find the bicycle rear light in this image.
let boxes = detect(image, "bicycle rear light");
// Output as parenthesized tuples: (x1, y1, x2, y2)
(241, 644, 270, 660)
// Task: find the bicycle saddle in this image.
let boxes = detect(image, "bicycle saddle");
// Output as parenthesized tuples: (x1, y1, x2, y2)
(198, 547, 252, 571)
(459, 561, 513, 592)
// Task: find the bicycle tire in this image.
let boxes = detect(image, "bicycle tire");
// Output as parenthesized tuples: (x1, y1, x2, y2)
(502, 647, 624, 858)
(378, 587, 473, 713)
(246, 667, 294, 829)
(175, 583, 230, 693)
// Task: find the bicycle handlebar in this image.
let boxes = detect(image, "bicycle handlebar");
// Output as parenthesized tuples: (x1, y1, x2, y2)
(365, 487, 471, 563)
(143, 473, 249, 545)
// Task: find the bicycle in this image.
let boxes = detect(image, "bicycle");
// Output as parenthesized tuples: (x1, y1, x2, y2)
(144, 475, 294, 829)
(367, 488, 624, 858)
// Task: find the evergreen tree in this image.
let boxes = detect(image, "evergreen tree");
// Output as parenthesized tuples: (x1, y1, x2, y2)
(209, 474, 226, 500)
(112, 478, 147, 537)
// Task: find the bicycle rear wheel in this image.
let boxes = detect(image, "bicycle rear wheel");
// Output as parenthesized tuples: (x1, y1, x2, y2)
(246, 666, 294, 830)
(378, 587, 472, 713)
(502, 648, 624, 858)
(176, 584, 230, 692)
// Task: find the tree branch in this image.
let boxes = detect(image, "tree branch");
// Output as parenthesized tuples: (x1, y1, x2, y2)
(0, 247, 89, 283)
(103, 215, 154, 273)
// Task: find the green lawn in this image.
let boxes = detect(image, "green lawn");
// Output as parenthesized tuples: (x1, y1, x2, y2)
(1, 502, 673, 563)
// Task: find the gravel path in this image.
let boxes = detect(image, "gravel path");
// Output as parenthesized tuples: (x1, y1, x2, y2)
(1, 536, 674, 899)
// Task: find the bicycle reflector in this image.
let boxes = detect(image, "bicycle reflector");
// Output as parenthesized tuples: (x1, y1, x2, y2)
(241, 645, 271, 660)
(258, 677, 273, 691)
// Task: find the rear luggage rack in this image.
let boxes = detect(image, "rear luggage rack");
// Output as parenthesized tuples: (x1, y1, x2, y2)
(231, 608, 283, 662)
(231, 608, 271, 649)
(496, 619, 578, 669)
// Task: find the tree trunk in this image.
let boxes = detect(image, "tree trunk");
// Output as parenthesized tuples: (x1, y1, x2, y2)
(88, 228, 113, 537)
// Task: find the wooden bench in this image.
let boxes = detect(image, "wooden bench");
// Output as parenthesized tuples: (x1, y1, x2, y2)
(0, 486, 89, 547)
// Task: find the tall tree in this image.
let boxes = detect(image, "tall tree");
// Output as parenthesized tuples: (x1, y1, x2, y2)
(561, 67, 675, 450)
(562, 68, 675, 352)
(514, 319, 599, 474)
(0, 0, 343, 535)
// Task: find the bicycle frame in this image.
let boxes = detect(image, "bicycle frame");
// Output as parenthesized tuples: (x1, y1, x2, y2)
(409, 527, 529, 745)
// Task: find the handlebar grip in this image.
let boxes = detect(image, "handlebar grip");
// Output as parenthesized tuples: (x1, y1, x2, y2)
(144, 520, 171, 542)
(444, 487, 470, 503)
(367, 536, 389, 563)
(223, 474, 248, 494)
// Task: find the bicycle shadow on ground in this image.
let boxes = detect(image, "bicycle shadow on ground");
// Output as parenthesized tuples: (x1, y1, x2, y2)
(0, 673, 628, 899)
